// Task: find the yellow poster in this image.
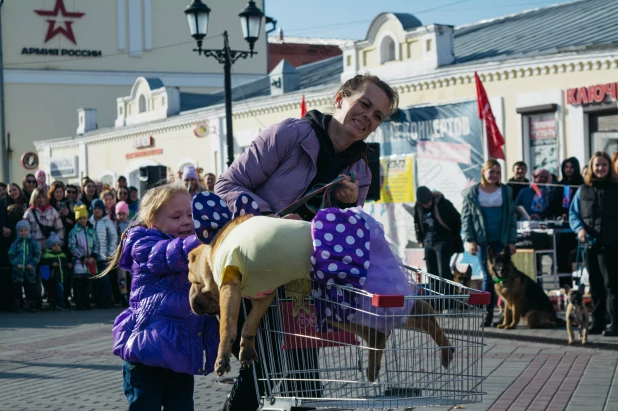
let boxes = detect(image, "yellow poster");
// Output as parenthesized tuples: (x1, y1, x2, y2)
(378, 154, 415, 203)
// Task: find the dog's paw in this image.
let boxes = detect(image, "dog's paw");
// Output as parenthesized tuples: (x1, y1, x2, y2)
(215, 354, 231, 377)
(366, 365, 380, 382)
(581, 339, 588, 345)
(568, 340, 574, 345)
(239, 346, 258, 367)
(505, 324, 517, 329)
(496, 324, 506, 329)
(441, 346, 455, 369)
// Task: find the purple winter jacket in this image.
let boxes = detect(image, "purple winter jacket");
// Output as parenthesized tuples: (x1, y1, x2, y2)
(111, 226, 219, 376)
(216, 118, 371, 213)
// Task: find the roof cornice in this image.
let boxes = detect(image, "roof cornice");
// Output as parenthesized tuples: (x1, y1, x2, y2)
(35, 49, 618, 149)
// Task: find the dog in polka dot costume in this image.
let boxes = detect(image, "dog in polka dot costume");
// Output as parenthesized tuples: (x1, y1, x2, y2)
(188, 191, 454, 381)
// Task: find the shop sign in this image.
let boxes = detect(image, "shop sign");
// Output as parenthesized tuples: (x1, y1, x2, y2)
(22, 0, 103, 59)
(125, 149, 163, 159)
(50, 157, 78, 178)
(20, 152, 39, 170)
(194, 121, 209, 137)
(567, 83, 618, 106)
(133, 136, 154, 149)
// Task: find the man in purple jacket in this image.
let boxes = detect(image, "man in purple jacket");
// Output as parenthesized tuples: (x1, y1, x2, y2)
(215, 73, 399, 411)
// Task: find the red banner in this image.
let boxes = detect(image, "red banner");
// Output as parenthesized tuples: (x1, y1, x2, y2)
(475, 72, 505, 160)
(300, 95, 307, 117)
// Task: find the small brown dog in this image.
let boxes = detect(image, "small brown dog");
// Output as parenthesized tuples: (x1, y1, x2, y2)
(565, 284, 589, 345)
(188, 214, 454, 382)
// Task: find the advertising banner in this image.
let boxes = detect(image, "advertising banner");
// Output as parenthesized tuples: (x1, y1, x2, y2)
(366, 101, 484, 269)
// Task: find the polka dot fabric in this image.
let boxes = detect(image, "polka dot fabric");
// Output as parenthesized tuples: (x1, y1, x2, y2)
(310, 207, 369, 330)
(311, 206, 417, 334)
(192, 192, 261, 244)
(311, 208, 369, 288)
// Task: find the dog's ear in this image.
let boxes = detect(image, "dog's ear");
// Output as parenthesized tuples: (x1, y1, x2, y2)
(502, 245, 511, 257)
(564, 284, 571, 294)
(578, 282, 586, 294)
(464, 265, 472, 277)
(486, 246, 495, 262)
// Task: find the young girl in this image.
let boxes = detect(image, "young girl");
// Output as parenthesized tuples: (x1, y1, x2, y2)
(100, 184, 219, 409)
(100, 190, 117, 222)
(68, 205, 99, 310)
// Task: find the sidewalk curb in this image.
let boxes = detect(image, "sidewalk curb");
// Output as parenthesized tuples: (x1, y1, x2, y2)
(481, 330, 618, 351)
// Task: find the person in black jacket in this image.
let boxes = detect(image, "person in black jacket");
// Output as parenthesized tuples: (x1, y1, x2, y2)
(413, 186, 463, 284)
(555, 157, 584, 286)
(569, 151, 618, 336)
(507, 161, 529, 202)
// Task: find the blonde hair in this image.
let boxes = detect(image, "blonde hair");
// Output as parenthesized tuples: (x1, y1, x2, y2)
(97, 183, 191, 278)
(99, 189, 115, 201)
(584, 151, 618, 186)
(29, 187, 49, 207)
(480, 159, 502, 186)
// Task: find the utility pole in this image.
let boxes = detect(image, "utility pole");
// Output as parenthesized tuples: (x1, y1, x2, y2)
(0, 0, 8, 182)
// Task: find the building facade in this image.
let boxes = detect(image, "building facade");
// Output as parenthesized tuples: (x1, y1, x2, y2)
(267, 31, 345, 71)
(1, 0, 268, 183)
(36, 0, 618, 191)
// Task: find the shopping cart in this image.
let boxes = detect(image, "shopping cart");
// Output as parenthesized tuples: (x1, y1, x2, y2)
(251, 266, 490, 411)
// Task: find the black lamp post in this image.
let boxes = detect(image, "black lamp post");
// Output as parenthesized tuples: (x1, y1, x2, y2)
(185, 0, 263, 167)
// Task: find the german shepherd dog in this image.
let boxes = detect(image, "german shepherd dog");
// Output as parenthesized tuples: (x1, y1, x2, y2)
(452, 264, 472, 289)
(488, 246, 565, 329)
(188, 214, 454, 382)
(565, 284, 589, 345)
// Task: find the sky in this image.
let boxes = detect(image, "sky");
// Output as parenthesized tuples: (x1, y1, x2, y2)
(263, 0, 576, 40)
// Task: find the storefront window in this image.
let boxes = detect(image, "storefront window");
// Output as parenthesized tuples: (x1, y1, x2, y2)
(528, 112, 558, 175)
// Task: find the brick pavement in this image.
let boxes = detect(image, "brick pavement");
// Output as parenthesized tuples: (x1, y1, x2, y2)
(1, 309, 617, 411)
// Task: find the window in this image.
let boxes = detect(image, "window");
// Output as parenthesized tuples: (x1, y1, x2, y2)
(346, 55, 351, 67)
(162, 96, 166, 106)
(426, 39, 432, 52)
(100, 174, 114, 187)
(527, 113, 558, 175)
(139, 95, 147, 113)
(119, 106, 123, 115)
(380, 36, 396, 64)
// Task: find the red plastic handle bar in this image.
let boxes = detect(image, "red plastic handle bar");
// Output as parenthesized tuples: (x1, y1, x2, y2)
(468, 291, 491, 306)
(371, 294, 405, 308)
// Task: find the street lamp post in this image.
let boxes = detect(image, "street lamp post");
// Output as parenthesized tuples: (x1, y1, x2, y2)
(184, 0, 263, 168)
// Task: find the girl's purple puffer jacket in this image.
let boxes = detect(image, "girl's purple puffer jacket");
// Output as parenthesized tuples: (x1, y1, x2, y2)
(112, 226, 219, 376)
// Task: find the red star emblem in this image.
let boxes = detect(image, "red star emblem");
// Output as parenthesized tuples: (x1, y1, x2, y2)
(34, 0, 85, 45)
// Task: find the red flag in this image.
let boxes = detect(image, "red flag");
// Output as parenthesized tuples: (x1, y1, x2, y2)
(300, 95, 307, 118)
(475, 72, 505, 160)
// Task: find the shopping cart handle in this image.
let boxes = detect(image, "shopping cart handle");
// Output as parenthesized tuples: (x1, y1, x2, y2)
(469, 291, 491, 306)
(372, 294, 405, 308)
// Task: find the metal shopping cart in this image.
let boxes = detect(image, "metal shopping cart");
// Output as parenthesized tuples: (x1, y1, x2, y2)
(251, 266, 490, 411)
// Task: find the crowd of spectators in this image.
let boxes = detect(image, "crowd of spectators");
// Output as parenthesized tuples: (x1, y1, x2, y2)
(1, 168, 215, 313)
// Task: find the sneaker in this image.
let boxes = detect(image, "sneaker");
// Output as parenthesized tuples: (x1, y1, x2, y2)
(55, 305, 66, 311)
(589, 324, 605, 335)
(603, 328, 618, 337)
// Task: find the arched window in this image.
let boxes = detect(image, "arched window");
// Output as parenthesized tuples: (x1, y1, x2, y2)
(139, 95, 147, 113)
(380, 36, 396, 64)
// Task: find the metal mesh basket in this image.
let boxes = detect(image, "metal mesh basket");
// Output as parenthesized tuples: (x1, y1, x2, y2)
(251, 266, 490, 410)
